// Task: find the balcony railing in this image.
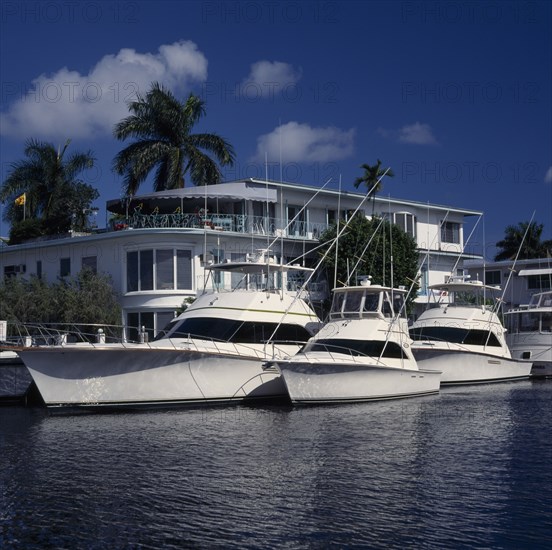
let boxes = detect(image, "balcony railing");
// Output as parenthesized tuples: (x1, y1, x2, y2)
(111, 212, 329, 240)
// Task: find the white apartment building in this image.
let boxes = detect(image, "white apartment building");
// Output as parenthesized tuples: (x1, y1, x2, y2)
(1, 178, 482, 335)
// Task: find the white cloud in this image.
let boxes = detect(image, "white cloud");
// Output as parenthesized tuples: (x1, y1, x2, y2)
(253, 121, 355, 163)
(378, 122, 438, 145)
(398, 122, 438, 145)
(0, 41, 208, 139)
(241, 61, 301, 99)
(545, 166, 552, 183)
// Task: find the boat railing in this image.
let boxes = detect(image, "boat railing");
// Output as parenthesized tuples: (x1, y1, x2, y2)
(160, 334, 306, 360)
(1, 322, 305, 360)
(194, 274, 325, 298)
(4, 322, 135, 347)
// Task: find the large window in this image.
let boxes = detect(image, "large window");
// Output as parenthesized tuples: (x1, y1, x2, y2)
(140, 250, 154, 290)
(394, 212, 416, 238)
(82, 256, 97, 274)
(176, 250, 192, 289)
(419, 266, 428, 296)
(441, 221, 460, 244)
(485, 270, 501, 286)
(4, 264, 26, 279)
(60, 257, 71, 277)
(127, 311, 155, 342)
(527, 275, 552, 291)
(156, 249, 174, 289)
(127, 248, 193, 292)
(287, 205, 305, 236)
(327, 209, 362, 226)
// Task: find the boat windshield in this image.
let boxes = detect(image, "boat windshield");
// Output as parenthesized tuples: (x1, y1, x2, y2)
(410, 326, 502, 346)
(530, 292, 552, 308)
(303, 338, 407, 358)
(330, 289, 405, 319)
(154, 317, 313, 343)
(507, 311, 552, 334)
(429, 288, 497, 311)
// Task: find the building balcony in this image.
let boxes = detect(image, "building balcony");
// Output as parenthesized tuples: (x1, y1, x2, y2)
(110, 212, 329, 240)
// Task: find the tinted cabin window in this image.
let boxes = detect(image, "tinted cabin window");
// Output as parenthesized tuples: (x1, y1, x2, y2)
(305, 338, 406, 359)
(157, 317, 311, 344)
(410, 327, 501, 347)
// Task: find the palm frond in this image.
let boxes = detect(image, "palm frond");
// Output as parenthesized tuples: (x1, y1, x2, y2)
(112, 83, 235, 192)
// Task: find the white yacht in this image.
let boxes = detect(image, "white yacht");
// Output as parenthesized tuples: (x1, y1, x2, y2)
(504, 290, 552, 378)
(272, 279, 441, 404)
(410, 278, 532, 384)
(15, 257, 321, 410)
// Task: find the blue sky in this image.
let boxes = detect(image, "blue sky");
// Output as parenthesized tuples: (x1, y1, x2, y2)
(1, 0, 551, 258)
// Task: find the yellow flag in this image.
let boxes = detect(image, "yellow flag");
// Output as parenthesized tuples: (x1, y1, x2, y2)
(15, 193, 26, 206)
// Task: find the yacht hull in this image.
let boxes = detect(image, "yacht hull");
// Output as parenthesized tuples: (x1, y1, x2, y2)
(277, 359, 441, 404)
(18, 346, 287, 410)
(411, 348, 532, 385)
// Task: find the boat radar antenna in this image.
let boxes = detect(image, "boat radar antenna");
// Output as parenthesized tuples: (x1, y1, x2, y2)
(359, 275, 372, 286)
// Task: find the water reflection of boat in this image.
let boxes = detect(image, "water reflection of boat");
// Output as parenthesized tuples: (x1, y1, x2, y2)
(504, 290, 552, 378)
(273, 280, 441, 404)
(15, 257, 321, 411)
(410, 278, 532, 385)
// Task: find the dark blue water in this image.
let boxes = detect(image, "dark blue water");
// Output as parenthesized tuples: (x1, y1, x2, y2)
(1, 381, 551, 549)
(0, 364, 31, 399)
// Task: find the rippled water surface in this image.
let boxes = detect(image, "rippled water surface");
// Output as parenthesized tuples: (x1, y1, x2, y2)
(1, 381, 551, 549)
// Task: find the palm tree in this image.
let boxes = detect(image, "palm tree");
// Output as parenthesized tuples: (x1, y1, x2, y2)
(1, 139, 96, 232)
(353, 159, 394, 213)
(494, 221, 552, 261)
(113, 82, 235, 196)
(354, 159, 395, 210)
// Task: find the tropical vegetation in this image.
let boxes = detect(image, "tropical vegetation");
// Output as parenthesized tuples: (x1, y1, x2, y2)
(318, 214, 420, 311)
(113, 82, 235, 196)
(494, 221, 552, 261)
(0, 270, 121, 329)
(353, 159, 395, 211)
(0, 139, 98, 244)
